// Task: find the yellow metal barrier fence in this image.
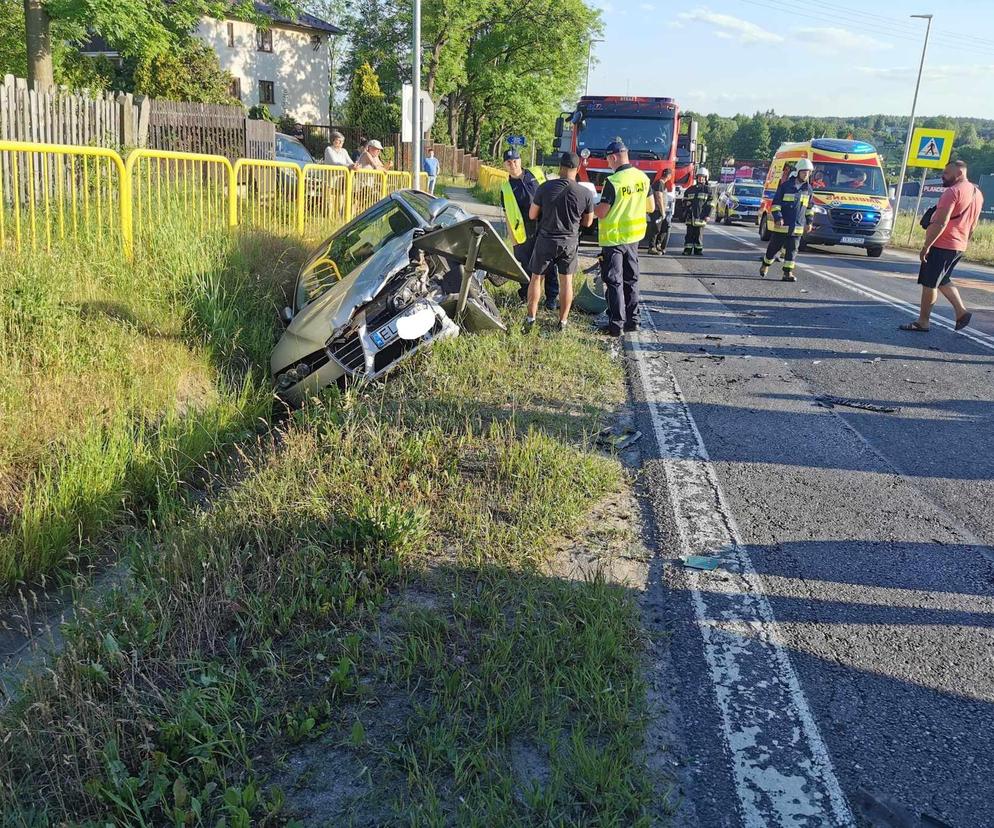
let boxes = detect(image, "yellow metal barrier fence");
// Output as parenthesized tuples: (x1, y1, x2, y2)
(385, 170, 412, 194)
(0, 140, 132, 257)
(351, 169, 388, 218)
(302, 163, 352, 239)
(233, 158, 305, 237)
(127, 149, 233, 243)
(477, 164, 508, 193)
(1, 141, 483, 258)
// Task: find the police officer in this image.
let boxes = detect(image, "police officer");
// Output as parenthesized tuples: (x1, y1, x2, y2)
(682, 169, 712, 255)
(593, 139, 651, 337)
(760, 158, 815, 282)
(647, 168, 673, 255)
(500, 149, 559, 308)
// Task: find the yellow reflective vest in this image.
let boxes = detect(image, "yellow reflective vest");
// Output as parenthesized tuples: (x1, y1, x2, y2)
(501, 167, 547, 245)
(598, 166, 651, 247)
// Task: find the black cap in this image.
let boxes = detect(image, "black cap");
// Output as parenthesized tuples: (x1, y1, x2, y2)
(559, 151, 579, 169)
(503, 149, 521, 161)
(606, 138, 627, 154)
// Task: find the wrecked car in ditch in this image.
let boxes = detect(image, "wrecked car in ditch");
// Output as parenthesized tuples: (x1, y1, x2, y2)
(272, 189, 528, 404)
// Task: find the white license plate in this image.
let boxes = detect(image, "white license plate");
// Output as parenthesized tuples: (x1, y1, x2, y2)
(840, 236, 865, 245)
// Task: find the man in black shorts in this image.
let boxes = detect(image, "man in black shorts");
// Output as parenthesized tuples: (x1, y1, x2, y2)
(525, 152, 595, 332)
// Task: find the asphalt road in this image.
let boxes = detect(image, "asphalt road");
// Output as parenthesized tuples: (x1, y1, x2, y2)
(628, 222, 994, 827)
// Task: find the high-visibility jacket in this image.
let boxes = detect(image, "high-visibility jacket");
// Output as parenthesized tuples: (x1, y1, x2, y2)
(683, 183, 712, 227)
(769, 176, 815, 235)
(598, 166, 651, 246)
(501, 167, 546, 245)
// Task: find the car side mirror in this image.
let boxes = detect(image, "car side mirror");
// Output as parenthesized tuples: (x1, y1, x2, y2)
(428, 198, 449, 224)
(280, 306, 293, 326)
(555, 117, 564, 139)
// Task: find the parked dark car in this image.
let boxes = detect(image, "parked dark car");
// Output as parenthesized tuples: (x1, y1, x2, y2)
(272, 189, 527, 404)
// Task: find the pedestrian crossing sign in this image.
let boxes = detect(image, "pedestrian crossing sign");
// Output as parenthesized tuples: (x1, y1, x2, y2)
(909, 127, 955, 169)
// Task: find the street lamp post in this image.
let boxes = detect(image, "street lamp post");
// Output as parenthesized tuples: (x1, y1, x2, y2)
(892, 13, 933, 224)
(584, 38, 604, 96)
(411, 0, 422, 187)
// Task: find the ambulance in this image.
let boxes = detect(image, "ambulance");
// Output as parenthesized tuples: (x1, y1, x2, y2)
(759, 139, 893, 257)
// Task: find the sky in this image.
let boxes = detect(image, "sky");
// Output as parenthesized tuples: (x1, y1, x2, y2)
(585, 0, 994, 119)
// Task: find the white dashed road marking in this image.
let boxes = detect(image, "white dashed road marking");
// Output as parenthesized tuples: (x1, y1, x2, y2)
(709, 224, 994, 354)
(631, 312, 855, 826)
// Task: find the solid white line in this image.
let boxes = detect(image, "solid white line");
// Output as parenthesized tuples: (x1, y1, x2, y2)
(631, 314, 855, 827)
(710, 225, 994, 353)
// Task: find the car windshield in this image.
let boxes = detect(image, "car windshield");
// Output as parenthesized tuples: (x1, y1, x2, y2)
(296, 200, 417, 309)
(277, 135, 312, 164)
(810, 163, 886, 196)
(577, 116, 675, 157)
(733, 184, 762, 197)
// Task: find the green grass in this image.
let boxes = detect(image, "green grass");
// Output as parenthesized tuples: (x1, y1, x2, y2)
(0, 208, 308, 586)
(891, 213, 994, 266)
(0, 281, 663, 824)
(471, 181, 503, 207)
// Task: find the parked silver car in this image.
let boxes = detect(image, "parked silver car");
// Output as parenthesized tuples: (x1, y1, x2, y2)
(272, 189, 527, 404)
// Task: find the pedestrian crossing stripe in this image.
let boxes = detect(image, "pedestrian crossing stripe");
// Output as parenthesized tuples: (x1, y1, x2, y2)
(917, 136, 943, 160)
(908, 127, 955, 169)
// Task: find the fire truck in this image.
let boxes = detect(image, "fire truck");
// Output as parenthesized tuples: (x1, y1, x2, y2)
(553, 96, 706, 222)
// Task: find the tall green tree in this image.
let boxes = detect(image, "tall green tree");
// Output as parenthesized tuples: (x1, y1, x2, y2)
(730, 115, 770, 160)
(345, 60, 399, 139)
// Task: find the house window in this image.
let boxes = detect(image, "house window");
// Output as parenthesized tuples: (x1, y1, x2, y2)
(256, 27, 273, 52)
(259, 81, 275, 105)
(226, 21, 235, 47)
(229, 77, 242, 101)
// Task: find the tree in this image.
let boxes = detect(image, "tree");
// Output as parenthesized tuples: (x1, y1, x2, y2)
(345, 61, 399, 140)
(730, 115, 770, 160)
(129, 40, 236, 104)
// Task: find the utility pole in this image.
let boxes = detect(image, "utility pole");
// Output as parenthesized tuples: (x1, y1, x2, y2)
(892, 13, 933, 220)
(410, 0, 422, 187)
(584, 38, 603, 96)
(23, 0, 54, 87)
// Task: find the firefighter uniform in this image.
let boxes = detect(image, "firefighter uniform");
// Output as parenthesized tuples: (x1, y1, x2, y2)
(682, 176, 712, 255)
(761, 174, 815, 281)
(599, 148, 651, 335)
(499, 150, 558, 304)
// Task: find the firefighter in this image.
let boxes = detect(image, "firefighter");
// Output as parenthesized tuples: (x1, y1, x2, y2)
(647, 168, 673, 255)
(593, 139, 652, 336)
(760, 158, 815, 282)
(682, 169, 712, 255)
(499, 150, 559, 308)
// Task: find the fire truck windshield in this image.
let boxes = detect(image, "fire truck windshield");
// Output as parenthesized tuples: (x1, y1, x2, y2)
(576, 116, 675, 158)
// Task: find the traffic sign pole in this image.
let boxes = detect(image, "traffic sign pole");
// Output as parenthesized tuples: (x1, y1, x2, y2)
(893, 13, 933, 223)
(410, 0, 421, 188)
(908, 168, 928, 243)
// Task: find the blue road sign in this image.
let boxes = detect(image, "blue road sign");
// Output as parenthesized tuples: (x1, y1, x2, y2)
(507, 135, 527, 146)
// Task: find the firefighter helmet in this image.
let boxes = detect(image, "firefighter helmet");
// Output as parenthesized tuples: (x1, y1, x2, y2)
(795, 159, 814, 172)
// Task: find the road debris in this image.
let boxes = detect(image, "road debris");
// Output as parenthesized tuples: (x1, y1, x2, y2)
(816, 395, 900, 413)
(683, 555, 723, 571)
(596, 426, 642, 452)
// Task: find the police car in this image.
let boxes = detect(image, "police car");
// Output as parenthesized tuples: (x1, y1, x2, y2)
(717, 180, 763, 225)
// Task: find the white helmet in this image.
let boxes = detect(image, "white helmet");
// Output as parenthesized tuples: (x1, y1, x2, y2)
(697, 167, 710, 180)
(795, 158, 814, 172)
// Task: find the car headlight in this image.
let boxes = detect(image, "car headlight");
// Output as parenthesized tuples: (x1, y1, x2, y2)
(812, 205, 828, 215)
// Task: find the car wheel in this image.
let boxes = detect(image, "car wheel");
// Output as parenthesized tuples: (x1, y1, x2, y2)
(759, 214, 771, 241)
(867, 246, 884, 258)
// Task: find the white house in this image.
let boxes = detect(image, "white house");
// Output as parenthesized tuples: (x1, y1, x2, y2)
(198, 3, 342, 123)
(81, 2, 342, 124)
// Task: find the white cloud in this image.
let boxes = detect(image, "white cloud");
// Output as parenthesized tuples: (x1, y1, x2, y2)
(859, 64, 994, 82)
(639, 2, 656, 9)
(794, 26, 893, 54)
(678, 7, 783, 44)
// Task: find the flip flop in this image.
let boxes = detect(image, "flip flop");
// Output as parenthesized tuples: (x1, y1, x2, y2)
(955, 312, 972, 331)
(899, 321, 930, 332)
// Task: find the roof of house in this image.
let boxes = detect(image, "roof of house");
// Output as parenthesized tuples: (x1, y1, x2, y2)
(80, 4, 342, 53)
(254, 2, 343, 34)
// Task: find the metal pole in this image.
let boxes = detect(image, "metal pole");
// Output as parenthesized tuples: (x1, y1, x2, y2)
(908, 168, 928, 243)
(411, 0, 422, 187)
(892, 14, 933, 225)
(585, 40, 592, 96)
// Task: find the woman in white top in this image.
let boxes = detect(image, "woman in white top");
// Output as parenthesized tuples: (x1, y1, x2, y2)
(323, 131, 354, 167)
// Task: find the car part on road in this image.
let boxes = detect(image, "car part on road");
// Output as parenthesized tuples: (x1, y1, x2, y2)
(271, 190, 528, 404)
(816, 395, 899, 413)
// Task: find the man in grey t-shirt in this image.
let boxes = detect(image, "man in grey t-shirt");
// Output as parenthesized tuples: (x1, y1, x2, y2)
(525, 152, 595, 332)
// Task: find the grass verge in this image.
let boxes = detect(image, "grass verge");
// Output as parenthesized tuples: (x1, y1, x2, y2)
(470, 182, 502, 207)
(0, 288, 664, 825)
(891, 213, 994, 266)
(0, 211, 308, 586)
